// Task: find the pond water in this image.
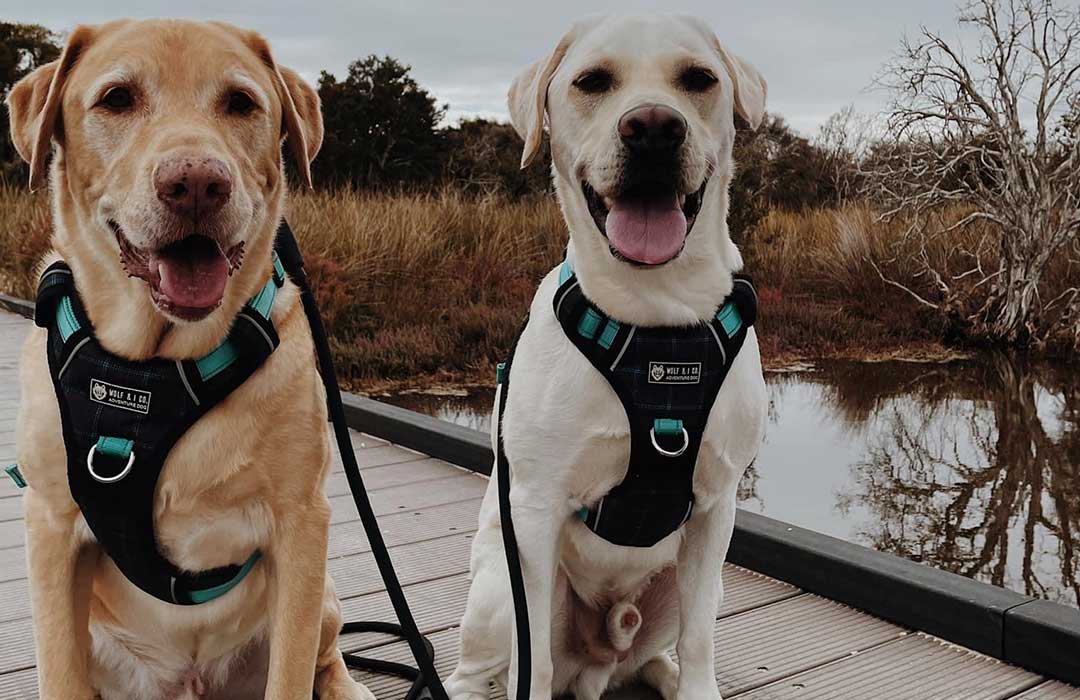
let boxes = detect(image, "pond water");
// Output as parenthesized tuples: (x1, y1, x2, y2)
(380, 356, 1080, 607)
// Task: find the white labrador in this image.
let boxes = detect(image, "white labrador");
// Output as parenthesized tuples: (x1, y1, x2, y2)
(446, 13, 769, 700)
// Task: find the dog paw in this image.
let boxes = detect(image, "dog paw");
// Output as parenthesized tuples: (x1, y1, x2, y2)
(676, 683, 721, 700)
(317, 677, 376, 700)
(640, 656, 680, 700)
(444, 673, 491, 700)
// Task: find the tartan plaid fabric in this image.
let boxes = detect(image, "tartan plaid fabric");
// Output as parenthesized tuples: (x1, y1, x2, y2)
(613, 324, 727, 432)
(553, 268, 756, 548)
(37, 261, 280, 605)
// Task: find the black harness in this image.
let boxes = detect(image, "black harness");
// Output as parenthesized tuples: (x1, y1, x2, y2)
(32, 252, 286, 605)
(9, 222, 449, 699)
(551, 262, 757, 547)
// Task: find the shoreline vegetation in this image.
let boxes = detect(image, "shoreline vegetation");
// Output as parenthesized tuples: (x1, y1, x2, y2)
(2, 185, 1068, 394)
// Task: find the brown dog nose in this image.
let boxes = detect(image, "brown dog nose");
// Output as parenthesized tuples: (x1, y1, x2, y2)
(154, 156, 232, 218)
(618, 104, 687, 155)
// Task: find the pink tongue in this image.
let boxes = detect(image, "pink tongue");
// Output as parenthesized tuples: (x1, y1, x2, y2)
(605, 194, 687, 265)
(155, 253, 229, 309)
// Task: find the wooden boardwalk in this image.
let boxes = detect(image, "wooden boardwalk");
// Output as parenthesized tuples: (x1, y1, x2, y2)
(0, 307, 1078, 699)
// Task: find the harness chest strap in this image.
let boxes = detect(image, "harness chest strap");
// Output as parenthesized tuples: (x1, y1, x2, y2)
(551, 260, 757, 548)
(20, 252, 287, 605)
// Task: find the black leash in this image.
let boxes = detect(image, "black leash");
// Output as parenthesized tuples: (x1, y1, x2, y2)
(276, 222, 448, 700)
(494, 319, 533, 700)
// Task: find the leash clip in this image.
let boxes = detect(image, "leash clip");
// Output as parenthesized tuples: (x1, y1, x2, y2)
(87, 444, 136, 484)
(650, 425, 689, 458)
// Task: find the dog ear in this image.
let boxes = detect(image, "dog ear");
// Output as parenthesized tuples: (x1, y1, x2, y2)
(275, 66, 323, 189)
(507, 29, 576, 169)
(713, 41, 767, 129)
(6, 25, 96, 191)
(242, 31, 323, 189)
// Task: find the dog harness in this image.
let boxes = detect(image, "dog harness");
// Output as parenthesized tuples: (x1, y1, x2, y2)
(552, 261, 756, 548)
(26, 253, 287, 605)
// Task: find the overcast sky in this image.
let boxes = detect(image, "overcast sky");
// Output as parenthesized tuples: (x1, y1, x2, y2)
(6, 1, 969, 135)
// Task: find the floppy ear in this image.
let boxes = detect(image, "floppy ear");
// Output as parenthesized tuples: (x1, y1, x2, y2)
(6, 25, 96, 190)
(507, 30, 576, 169)
(275, 66, 323, 189)
(714, 41, 767, 129)
(241, 30, 323, 189)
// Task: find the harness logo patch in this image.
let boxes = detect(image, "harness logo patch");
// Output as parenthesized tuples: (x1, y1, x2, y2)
(648, 362, 701, 385)
(90, 379, 151, 415)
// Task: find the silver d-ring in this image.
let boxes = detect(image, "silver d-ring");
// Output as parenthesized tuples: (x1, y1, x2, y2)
(86, 445, 136, 484)
(650, 427, 690, 458)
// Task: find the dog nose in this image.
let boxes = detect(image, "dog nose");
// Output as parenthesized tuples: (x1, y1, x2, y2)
(154, 157, 232, 218)
(618, 104, 687, 154)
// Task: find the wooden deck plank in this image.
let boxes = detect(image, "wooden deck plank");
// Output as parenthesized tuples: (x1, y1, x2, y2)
(712, 594, 906, 697)
(730, 633, 1043, 700)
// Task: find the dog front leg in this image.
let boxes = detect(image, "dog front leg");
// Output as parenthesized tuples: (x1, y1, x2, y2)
(506, 488, 563, 700)
(25, 491, 97, 700)
(263, 499, 331, 700)
(674, 498, 736, 700)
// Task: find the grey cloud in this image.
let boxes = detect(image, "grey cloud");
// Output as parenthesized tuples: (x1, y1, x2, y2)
(5, 0, 964, 135)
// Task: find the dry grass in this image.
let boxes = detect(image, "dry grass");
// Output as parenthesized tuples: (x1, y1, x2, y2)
(4, 185, 1064, 390)
(0, 185, 51, 300)
(742, 204, 954, 363)
(286, 189, 566, 387)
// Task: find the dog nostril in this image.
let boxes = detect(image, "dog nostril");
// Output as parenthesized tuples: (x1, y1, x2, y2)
(169, 183, 187, 200)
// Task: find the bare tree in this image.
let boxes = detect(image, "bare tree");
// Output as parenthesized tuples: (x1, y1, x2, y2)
(815, 105, 876, 205)
(867, 0, 1080, 347)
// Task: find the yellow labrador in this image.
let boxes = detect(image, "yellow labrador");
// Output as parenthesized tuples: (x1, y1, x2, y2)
(8, 19, 373, 700)
(447, 14, 768, 700)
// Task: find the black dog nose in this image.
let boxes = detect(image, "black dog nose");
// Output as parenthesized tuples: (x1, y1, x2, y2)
(618, 104, 687, 154)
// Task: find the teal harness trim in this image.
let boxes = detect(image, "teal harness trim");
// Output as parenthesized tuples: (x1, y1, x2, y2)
(597, 319, 620, 350)
(577, 307, 603, 340)
(717, 302, 743, 338)
(653, 418, 684, 435)
(187, 550, 263, 604)
(5, 464, 26, 489)
(559, 259, 574, 285)
(96, 436, 134, 460)
(196, 341, 239, 381)
(58, 296, 80, 341)
(196, 253, 284, 381)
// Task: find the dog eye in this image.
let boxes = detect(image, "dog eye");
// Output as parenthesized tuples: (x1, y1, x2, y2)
(573, 69, 614, 95)
(679, 67, 719, 93)
(99, 86, 134, 112)
(227, 91, 256, 115)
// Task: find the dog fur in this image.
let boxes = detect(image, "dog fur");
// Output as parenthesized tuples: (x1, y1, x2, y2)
(446, 14, 768, 700)
(8, 19, 373, 700)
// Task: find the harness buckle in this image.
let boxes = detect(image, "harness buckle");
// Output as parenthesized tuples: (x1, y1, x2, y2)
(650, 425, 690, 458)
(86, 444, 136, 484)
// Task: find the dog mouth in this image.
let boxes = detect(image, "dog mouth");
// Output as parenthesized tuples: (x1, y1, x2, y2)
(583, 180, 706, 267)
(110, 221, 246, 321)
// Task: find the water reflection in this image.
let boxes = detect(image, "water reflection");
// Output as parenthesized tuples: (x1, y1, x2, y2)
(818, 357, 1079, 607)
(380, 355, 1080, 606)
